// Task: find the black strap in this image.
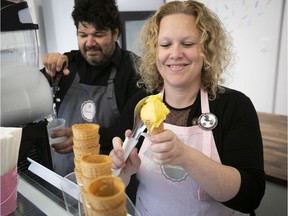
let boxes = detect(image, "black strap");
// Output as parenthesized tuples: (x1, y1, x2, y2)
(54, 63, 77, 113)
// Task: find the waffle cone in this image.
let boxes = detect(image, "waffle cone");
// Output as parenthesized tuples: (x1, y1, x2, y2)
(74, 168, 83, 186)
(73, 145, 100, 160)
(145, 121, 164, 135)
(86, 176, 126, 211)
(73, 136, 100, 149)
(72, 123, 100, 140)
(80, 154, 112, 178)
(84, 202, 127, 216)
(74, 158, 81, 171)
(81, 175, 97, 191)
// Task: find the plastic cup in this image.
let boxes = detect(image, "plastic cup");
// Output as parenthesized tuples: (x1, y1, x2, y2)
(61, 172, 84, 216)
(47, 118, 67, 145)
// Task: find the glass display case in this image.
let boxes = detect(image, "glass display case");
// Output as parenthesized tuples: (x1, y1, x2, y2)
(14, 170, 140, 216)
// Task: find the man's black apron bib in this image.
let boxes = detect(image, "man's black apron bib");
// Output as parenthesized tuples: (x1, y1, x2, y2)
(53, 67, 120, 176)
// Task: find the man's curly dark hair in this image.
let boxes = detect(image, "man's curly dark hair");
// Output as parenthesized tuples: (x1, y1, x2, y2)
(72, 0, 122, 34)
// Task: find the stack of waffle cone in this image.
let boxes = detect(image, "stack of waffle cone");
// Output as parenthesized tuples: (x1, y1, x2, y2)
(84, 176, 126, 216)
(72, 123, 101, 189)
(80, 154, 112, 191)
(71, 123, 127, 215)
(77, 154, 114, 215)
(72, 123, 100, 168)
(145, 121, 164, 135)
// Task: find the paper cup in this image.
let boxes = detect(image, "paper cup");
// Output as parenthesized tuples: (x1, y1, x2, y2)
(47, 118, 67, 145)
(61, 172, 84, 216)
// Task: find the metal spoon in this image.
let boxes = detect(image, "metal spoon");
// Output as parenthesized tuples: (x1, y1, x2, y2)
(112, 96, 148, 176)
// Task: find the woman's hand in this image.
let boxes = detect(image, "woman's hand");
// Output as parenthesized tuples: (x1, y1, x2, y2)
(109, 130, 141, 184)
(150, 129, 188, 166)
(50, 127, 73, 154)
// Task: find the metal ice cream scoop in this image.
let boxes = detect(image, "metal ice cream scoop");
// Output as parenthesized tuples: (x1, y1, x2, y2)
(112, 96, 148, 176)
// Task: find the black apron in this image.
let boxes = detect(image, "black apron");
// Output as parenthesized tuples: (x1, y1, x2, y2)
(52, 67, 120, 176)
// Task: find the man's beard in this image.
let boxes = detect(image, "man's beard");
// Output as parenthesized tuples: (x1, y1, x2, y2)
(82, 46, 108, 66)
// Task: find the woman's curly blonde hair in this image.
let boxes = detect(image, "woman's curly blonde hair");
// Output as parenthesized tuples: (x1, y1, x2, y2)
(138, 0, 233, 99)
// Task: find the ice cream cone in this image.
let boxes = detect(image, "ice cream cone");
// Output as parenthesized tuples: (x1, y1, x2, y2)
(86, 176, 126, 211)
(140, 93, 169, 136)
(72, 123, 100, 140)
(145, 121, 164, 135)
(80, 154, 112, 179)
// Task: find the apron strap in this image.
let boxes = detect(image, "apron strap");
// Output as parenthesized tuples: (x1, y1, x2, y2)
(200, 88, 210, 113)
(106, 66, 120, 117)
(199, 89, 212, 200)
(107, 66, 117, 99)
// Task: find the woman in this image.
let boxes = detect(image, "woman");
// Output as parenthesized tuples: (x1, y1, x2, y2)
(110, 1, 265, 215)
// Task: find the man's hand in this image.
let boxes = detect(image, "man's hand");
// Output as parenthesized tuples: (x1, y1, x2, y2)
(43, 53, 70, 77)
(50, 127, 73, 154)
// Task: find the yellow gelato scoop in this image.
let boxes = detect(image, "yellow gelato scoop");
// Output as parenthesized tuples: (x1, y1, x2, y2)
(140, 94, 170, 135)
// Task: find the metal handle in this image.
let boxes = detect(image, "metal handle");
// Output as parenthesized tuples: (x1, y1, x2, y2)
(112, 137, 138, 176)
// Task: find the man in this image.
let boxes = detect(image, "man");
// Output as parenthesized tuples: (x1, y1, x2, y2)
(41, 0, 142, 176)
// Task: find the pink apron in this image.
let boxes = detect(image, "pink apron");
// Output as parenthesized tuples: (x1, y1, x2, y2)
(136, 89, 248, 216)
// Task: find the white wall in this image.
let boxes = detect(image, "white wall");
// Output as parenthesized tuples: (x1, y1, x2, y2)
(41, 0, 77, 54)
(27, 0, 287, 115)
(27, 0, 77, 66)
(274, 3, 287, 115)
(117, 0, 164, 11)
(197, 0, 287, 115)
(22, 0, 46, 67)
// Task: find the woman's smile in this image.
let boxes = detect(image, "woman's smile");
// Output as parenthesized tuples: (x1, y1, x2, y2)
(167, 64, 189, 71)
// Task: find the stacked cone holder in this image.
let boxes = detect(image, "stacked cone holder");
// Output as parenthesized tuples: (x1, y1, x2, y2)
(72, 123, 126, 216)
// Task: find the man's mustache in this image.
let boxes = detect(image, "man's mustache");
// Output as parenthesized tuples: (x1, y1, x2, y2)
(85, 46, 102, 52)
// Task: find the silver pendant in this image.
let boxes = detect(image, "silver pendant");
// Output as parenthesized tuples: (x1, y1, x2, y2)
(198, 113, 218, 130)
